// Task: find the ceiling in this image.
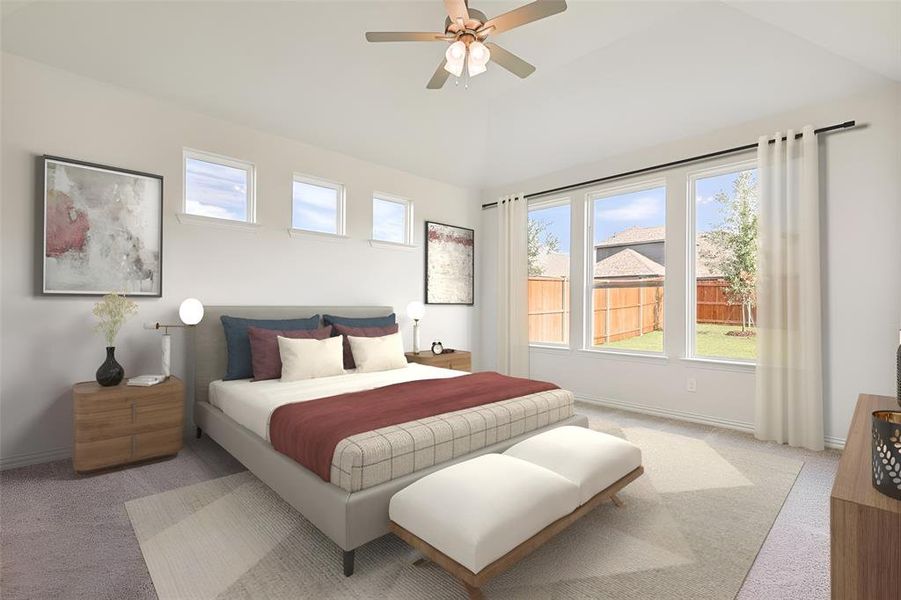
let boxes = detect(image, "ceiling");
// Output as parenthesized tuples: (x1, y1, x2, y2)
(2, 1, 898, 189)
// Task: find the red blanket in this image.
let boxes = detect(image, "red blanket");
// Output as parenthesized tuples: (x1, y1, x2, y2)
(269, 371, 558, 481)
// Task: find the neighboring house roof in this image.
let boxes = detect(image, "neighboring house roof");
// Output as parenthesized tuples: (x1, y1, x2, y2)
(596, 225, 665, 247)
(594, 248, 665, 279)
(534, 251, 570, 278)
(696, 232, 726, 278)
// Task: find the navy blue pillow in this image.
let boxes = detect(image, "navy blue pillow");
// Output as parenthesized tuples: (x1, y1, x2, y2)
(221, 315, 320, 380)
(323, 313, 396, 328)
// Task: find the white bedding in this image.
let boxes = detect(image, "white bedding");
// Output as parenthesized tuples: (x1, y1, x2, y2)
(209, 363, 465, 441)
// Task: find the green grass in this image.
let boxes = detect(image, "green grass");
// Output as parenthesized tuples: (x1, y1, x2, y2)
(601, 323, 757, 360)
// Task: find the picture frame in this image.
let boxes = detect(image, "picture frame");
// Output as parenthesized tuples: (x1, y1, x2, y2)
(424, 221, 474, 305)
(42, 155, 163, 296)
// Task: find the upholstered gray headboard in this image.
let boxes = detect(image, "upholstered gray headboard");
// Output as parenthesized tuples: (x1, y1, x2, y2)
(193, 305, 394, 405)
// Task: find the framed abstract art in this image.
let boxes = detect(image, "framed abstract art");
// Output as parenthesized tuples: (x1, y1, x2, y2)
(424, 221, 474, 305)
(42, 155, 163, 296)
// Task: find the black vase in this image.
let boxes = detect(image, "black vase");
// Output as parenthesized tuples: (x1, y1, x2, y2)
(96, 346, 124, 387)
(872, 410, 901, 500)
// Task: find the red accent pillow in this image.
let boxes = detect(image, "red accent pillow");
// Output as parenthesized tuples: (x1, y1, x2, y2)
(332, 323, 400, 369)
(247, 325, 333, 381)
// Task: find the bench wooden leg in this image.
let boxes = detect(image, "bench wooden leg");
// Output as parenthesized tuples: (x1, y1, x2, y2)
(464, 582, 484, 600)
(413, 557, 429, 567)
(611, 494, 624, 507)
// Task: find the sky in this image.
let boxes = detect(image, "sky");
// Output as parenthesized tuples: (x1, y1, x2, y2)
(185, 158, 248, 221)
(292, 180, 339, 233)
(528, 168, 757, 254)
(372, 197, 406, 243)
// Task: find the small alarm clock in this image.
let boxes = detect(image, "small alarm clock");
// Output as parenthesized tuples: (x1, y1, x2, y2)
(431, 341, 444, 355)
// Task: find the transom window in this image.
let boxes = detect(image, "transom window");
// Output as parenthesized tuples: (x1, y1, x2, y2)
(292, 174, 345, 235)
(588, 183, 666, 354)
(183, 149, 255, 223)
(372, 193, 413, 245)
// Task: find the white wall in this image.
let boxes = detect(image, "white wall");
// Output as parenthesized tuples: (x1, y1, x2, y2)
(480, 83, 901, 445)
(0, 54, 480, 468)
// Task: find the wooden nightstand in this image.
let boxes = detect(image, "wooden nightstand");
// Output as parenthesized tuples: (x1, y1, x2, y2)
(405, 350, 472, 372)
(72, 376, 184, 473)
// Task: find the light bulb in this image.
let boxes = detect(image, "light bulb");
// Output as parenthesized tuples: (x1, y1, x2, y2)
(468, 41, 490, 66)
(179, 298, 204, 325)
(445, 40, 466, 62)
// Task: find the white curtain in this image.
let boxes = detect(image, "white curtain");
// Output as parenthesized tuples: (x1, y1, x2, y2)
(496, 194, 529, 377)
(754, 126, 824, 450)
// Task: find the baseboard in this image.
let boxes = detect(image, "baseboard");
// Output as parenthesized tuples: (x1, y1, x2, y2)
(575, 394, 846, 450)
(0, 446, 72, 471)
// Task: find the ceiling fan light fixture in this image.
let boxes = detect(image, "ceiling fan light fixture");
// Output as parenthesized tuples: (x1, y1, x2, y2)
(467, 58, 487, 77)
(468, 41, 490, 65)
(445, 40, 466, 62)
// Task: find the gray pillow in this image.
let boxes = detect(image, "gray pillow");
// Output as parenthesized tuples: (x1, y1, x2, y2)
(323, 313, 396, 329)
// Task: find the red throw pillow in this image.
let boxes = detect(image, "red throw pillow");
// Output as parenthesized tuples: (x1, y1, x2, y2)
(332, 323, 399, 370)
(247, 325, 333, 381)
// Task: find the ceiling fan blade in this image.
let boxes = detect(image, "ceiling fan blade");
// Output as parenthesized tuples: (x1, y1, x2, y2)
(443, 0, 469, 23)
(366, 32, 448, 42)
(427, 59, 451, 89)
(485, 43, 536, 78)
(481, 0, 567, 35)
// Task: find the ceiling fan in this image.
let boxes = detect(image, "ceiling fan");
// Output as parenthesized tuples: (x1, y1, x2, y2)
(365, 0, 567, 89)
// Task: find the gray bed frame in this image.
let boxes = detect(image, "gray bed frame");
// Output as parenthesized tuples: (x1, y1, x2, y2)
(192, 306, 589, 577)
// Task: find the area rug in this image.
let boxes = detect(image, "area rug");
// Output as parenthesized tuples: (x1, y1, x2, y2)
(125, 421, 802, 599)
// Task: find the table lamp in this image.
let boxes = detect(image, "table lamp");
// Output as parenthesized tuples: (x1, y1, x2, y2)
(406, 300, 425, 353)
(145, 298, 204, 378)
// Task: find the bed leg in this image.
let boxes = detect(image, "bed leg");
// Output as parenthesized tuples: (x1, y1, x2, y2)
(463, 582, 484, 600)
(343, 549, 355, 577)
(611, 493, 624, 507)
(195, 427, 203, 439)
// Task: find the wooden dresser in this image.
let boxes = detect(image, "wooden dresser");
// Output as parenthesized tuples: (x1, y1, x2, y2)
(405, 350, 472, 372)
(72, 376, 184, 473)
(830, 393, 901, 599)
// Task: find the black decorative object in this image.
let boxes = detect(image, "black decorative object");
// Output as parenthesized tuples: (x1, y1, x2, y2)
(872, 410, 901, 500)
(96, 346, 124, 387)
(431, 341, 444, 355)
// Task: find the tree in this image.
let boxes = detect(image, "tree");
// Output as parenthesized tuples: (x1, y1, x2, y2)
(527, 217, 560, 276)
(705, 171, 759, 333)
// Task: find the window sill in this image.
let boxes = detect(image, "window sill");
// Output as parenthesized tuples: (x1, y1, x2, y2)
(287, 228, 348, 241)
(680, 357, 755, 373)
(529, 344, 571, 353)
(176, 213, 260, 231)
(576, 348, 669, 364)
(368, 239, 416, 251)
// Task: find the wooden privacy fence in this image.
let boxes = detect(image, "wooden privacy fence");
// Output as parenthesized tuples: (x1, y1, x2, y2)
(528, 277, 754, 344)
(696, 279, 757, 325)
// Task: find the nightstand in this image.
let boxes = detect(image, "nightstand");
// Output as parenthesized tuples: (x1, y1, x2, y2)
(72, 376, 184, 473)
(405, 350, 472, 372)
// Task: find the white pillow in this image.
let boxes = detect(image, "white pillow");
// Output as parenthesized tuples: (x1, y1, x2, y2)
(347, 332, 407, 373)
(278, 335, 345, 381)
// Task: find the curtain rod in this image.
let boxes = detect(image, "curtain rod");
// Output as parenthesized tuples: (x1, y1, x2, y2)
(481, 120, 856, 209)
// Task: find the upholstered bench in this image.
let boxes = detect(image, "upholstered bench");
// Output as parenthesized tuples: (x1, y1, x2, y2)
(389, 426, 643, 599)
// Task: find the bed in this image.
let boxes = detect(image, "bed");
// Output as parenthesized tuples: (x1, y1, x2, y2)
(193, 306, 589, 576)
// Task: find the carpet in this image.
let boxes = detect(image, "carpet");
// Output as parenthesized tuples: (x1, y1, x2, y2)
(125, 421, 802, 599)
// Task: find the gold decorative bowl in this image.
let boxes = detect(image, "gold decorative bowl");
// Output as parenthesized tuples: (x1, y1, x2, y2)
(872, 411, 901, 500)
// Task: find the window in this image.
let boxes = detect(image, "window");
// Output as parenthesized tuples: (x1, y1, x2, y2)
(372, 193, 412, 245)
(292, 175, 345, 235)
(588, 183, 666, 353)
(183, 150, 255, 223)
(690, 164, 758, 362)
(528, 198, 571, 345)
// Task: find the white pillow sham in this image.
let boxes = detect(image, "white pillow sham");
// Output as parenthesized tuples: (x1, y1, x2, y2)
(278, 335, 345, 381)
(347, 332, 407, 373)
